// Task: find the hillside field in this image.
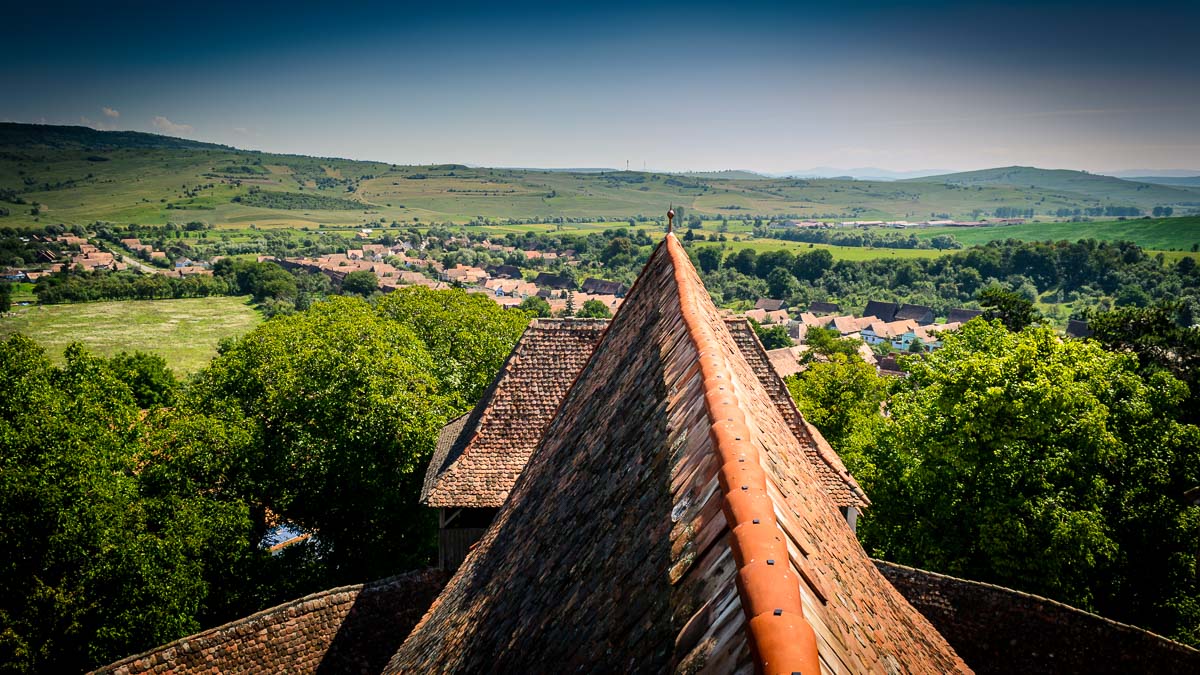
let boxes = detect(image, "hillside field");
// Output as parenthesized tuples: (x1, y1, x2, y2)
(906, 216, 1200, 251)
(3, 124, 1198, 230)
(0, 295, 262, 373)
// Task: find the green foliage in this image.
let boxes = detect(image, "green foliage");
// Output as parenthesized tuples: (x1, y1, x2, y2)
(766, 266, 799, 299)
(340, 270, 378, 297)
(802, 326, 862, 362)
(978, 285, 1040, 331)
(1087, 302, 1200, 421)
(107, 351, 177, 408)
(214, 259, 296, 302)
(857, 321, 1200, 645)
(749, 317, 792, 350)
(696, 246, 723, 274)
(232, 188, 363, 211)
(786, 353, 889, 479)
(0, 282, 10, 313)
(186, 297, 448, 579)
(0, 336, 257, 673)
(517, 294, 552, 318)
(576, 299, 611, 318)
(377, 286, 530, 408)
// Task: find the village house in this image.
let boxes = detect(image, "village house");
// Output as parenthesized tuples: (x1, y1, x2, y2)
(754, 297, 785, 311)
(744, 307, 790, 324)
(808, 300, 840, 315)
(580, 277, 628, 297)
(947, 307, 984, 324)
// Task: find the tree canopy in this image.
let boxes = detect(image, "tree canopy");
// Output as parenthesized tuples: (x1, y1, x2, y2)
(847, 320, 1200, 645)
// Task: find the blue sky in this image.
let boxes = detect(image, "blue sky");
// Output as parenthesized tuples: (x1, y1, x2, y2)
(3, 1, 1198, 173)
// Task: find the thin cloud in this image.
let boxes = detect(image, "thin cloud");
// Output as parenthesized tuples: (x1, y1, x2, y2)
(152, 116, 194, 135)
(233, 126, 250, 135)
(103, 107, 120, 118)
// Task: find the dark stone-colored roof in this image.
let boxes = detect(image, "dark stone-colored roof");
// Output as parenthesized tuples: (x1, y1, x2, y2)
(421, 319, 609, 508)
(755, 297, 785, 311)
(947, 308, 983, 324)
(485, 264, 521, 279)
(895, 304, 935, 324)
(93, 569, 447, 675)
(1066, 319, 1093, 338)
(809, 301, 840, 315)
(863, 300, 900, 321)
(388, 235, 967, 674)
(532, 272, 572, 289)
(877, 561, 1200, 675)
(580, 277, 628, 297)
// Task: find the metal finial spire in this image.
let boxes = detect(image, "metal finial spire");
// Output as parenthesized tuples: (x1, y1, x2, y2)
(667, 206, 675, 233)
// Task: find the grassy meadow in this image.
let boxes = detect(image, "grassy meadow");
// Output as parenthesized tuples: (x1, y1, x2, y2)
(0, 295, 262, 374)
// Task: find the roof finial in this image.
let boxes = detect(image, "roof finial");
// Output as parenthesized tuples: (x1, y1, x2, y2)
(667, 206, 675, 233)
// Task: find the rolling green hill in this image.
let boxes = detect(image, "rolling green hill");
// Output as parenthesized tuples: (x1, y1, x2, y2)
(1, 124, 1197, 231)
(909, 166, 1200, 210)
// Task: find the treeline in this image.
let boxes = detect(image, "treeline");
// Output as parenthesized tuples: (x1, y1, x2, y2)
(232, 187, 364, 210)
(692, 238, 1200, 322)
(32, 259, 317, 307)
(760, 227, 963, 250)
(0, 288, 532, 673)
(786, 305, 1200, 646)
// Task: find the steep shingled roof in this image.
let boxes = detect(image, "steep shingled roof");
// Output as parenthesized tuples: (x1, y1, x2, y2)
(424, 318, 867, 511)
(421, 318, 609, 508)
(387, 235, 967, 674)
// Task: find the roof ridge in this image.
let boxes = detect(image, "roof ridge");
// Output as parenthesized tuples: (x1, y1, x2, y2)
(665, 234, 821, 674)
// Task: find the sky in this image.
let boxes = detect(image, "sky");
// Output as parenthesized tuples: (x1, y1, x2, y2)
(3, 0, 1198, 174)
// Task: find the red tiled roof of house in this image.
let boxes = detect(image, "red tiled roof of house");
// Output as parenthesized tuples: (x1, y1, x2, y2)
(421, 318, 609, 508)
(388, 234, 966, 674)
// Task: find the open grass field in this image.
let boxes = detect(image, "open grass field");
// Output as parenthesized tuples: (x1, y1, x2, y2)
(906, 216, 1200, 251)
(689, 238, 946, 260)
(0, 295, 262, 374)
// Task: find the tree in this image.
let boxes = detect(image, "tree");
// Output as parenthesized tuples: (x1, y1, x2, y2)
(978, 285, 1040, 331)
(0, 281, 11, 313)
(341, 270, 378, 297)
(859, 321, 1200, 645)
(906, 337, 925, 353)
(517, 295, 552, 318)
(803, 326, 862, 362)
(766, 266, 799, 299)
(786, 352, 889, 479)
(107, 351, 177, 408)
(576, 299, 612, 318)
(793, 248, 833, 281)
(696, 246, 723, 274)
(749, 318, 792, 350)
(728, 248, 757, 276)
(186, 297, 449, 581)
(1087, 302, 1200, 421)
(376, 286, 530, 408)
(0, 337, 257, 673)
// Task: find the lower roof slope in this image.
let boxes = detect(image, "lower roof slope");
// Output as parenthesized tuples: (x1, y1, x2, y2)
(421, 318, 609, 508)
(387, 234, 967, 674)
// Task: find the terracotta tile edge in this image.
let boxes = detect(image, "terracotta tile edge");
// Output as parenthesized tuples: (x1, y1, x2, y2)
(665, 234, 821, 675)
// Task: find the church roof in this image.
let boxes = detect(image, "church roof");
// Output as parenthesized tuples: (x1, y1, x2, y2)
(388, 234, 967, 674)
(423, 318, 868, 511)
